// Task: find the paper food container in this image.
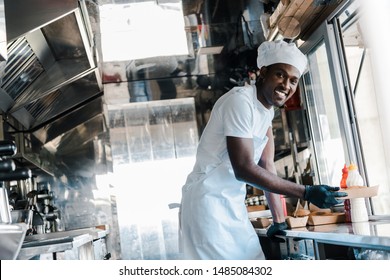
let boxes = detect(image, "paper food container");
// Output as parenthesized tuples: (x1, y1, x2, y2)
(250, 217, 271, 228)
(285, 216, 309, 228)
(307, 211, 345, 226)
(338, 185, 379, 199)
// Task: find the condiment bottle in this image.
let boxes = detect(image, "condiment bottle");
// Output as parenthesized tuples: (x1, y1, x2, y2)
(340, 164, 351, 222)
(346, 163, 364, 187)
(340, 164, 348, 189)
(346, 163, 368, 222)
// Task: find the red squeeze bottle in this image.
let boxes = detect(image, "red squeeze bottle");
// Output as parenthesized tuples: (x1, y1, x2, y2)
(340, 164, 351, 223)
(340, 164, 348, 188)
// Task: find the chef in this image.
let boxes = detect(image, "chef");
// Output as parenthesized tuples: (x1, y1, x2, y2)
(180, 40, 347, 260)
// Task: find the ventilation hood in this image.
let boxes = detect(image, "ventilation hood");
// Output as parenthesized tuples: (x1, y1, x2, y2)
(0, 0, 102, 143)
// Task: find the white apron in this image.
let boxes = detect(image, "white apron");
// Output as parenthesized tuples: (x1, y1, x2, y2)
(180, 85, 272, 260)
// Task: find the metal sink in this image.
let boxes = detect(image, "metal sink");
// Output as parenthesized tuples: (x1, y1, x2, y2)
(0, 223, 27, 259)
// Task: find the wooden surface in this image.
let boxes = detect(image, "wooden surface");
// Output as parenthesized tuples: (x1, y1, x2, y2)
(267, 0, 344, 41)
(278, 16, 301, 38)
(247, 205, 266, 212)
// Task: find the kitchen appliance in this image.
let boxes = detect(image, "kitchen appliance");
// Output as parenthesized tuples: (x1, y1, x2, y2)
(0, 139, 30, 259)
(0, 140, 32, 227)
(0, 140, 17, 223)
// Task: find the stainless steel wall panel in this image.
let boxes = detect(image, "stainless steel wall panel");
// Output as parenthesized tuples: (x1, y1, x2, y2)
(0, 0, 6, 61)
(107, 98, 198, 259)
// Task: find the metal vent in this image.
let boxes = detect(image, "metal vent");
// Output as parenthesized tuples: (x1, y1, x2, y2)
(2, 37, 44, 100)
(24, 90, 62, 121)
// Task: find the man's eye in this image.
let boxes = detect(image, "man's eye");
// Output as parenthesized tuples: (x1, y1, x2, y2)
(276, 72, 284, 78)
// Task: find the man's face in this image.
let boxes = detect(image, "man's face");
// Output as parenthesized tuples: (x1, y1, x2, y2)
(258, 63, 300, 108)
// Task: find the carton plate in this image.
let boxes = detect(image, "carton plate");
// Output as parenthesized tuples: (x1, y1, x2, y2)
(307, 212, 345, 226)
(338, 185, 379, 199)
(286, 216, 309, 228)
(250, 217, 271, 229)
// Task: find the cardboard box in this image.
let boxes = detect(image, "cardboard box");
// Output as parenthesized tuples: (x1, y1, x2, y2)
(307, 212, 345, 226)
(338, 185, 379, 199)
(250, 217, 271, 229)
(247, 209, 272, 219)
(285, 216, 309, 228)
(247, 205, 266, 212)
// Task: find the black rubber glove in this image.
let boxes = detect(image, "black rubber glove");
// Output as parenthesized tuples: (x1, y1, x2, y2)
(266, 222, 287, 243)
(304, 185, 347, 208)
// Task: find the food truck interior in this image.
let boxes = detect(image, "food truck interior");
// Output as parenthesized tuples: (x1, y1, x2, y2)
(0, 0, 389, 260)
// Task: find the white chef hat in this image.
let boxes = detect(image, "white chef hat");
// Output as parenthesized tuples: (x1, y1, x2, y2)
(257, 40, 307, 76)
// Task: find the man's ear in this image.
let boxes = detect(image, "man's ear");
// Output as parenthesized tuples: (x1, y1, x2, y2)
(259, 66, 268, 79)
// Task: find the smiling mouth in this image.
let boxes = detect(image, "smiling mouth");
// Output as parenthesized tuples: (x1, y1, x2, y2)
(275, 90, 288, 99)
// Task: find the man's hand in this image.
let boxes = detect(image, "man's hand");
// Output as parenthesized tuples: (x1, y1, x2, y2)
(266, 221, 287, 243)
(304, 185, 347, 208)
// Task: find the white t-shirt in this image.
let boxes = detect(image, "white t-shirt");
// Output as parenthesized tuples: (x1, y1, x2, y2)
(191, 84, 274, 174)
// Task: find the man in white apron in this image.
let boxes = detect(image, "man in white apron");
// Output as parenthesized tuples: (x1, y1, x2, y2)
(180, 40, 347, 260)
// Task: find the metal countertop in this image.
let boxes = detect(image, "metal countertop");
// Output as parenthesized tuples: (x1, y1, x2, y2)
(17, 227, 108, 260)
(255, 219, 390, 250)
(0, 223, 27, 260)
